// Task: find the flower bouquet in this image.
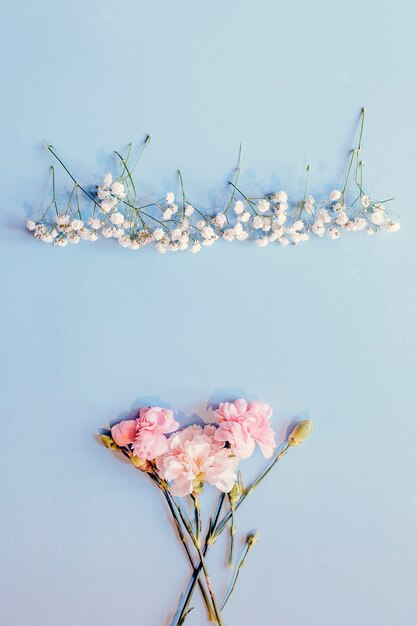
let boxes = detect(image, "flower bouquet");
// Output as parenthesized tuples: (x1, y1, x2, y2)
(100, 399, 313, 624)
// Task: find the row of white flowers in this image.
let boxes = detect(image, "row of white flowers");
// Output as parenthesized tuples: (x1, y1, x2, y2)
(27, 175, 399, 252)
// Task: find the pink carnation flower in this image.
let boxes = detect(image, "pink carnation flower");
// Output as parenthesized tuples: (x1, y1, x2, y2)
(212, 399, 276, 459)
(156, 424, 239, 497)
(111, 407, 179, 461)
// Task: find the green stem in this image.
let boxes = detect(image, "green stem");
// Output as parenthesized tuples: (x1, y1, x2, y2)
(220, 535, 256, 611)
(176, 493, 225, 624)
(225, 143, 243, 216)
(228, 505, 236, 569)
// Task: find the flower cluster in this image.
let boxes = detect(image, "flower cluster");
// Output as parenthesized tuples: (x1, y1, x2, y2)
(27, 111, 400, 252)
(101, 399, 313, 625)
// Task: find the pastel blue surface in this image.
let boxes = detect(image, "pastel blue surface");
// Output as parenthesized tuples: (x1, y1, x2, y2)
(1, 1, 416, 625)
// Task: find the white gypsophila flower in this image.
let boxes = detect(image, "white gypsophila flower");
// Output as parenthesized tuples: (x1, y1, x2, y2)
(370, 210, 385, 225)
(328, 227, 340, 240)
(354, 217, 367, 231)
(110, 182, 126, 198)
(130, 240, 141, 250)
(170, 204, 179, 214)
(234, 200, 245, 215)
(89, 232, 99, 241)
(291, 219, 304, 232)
(153, 228, 164, 241)
(311, 221, 326, 237)
(271, 222, 284, 236)
(56, 214, 70, 226)
(88, 217, 101, 230)
(304, 196, 315, 212)
(101, 227, 114, 238)
(79, 227, 91, 240)
(156, 241, 169, 254)
(166, 192, 175, 205)
(268, 231, 279, 242)
(300, 232, 309, 242)
(366, 227, 375, 235)
(202, 236, 216, 246)
(238, 210, 251, 223)
(316, 209, 331, 224)
(343, 221, 354, 231)
(184, 204, 194, 217)
(68, 233, 80, 244)
(261, 217, 272, 232)
(234, 222, 248, 240)
(163, 208, 174, 220)
(195, 220, 205, 230)
(213, 212, 227, 228)
(191, 241, 201, 253)
(252, 215, 264, 229)
(171, 228, 182, 241)
(26, 219, 36, 231)
(290, 232, 302, 245)
(119, 235, 131, 248)
(100, 198, 118, 213)
(335, 211, 349, 226)
(56, 237, 68, 247)
(361, 195, 371, 208)
(97, 188, 110, 200)
(278, 236, 289, 246)
(50, 229, 58, 239)
(179, 240, 189, 251)
(384, 221, 400, 232)
(329, 189, 342, 202)
(202, 226, 216, 239)
(114, 228, 125, 239)
(110, 212, 124, 225)
(71, 219, 84, 231)
(103, 173, 113, 187)
(41, 232, 54, 243)
(274, 190, 288, 203)
(222, 229, 235, 241)
(179, 233, 189, 245)
(333, 202, 344, 212)
(274, 212, 287, 226)
(256, 236, 269, 247)
(257, 199, 270, 213)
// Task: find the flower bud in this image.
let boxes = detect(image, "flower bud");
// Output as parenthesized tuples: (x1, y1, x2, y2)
(228, 482, 242, 507)
(100, 434, 121, 451)
(247, 532, 259, 548)
(288, 420, 313, 446)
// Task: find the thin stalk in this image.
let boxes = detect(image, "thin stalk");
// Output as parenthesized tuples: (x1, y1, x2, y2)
(176, 494, 225, 624)
(228, 505, 236, 569)
(178, 170, 186, 214)
(297, 163, 310, 219)
(170, 495, 224, 626)
(227, 181, 258, 215)
(220, 534, 257, 610)
(225, 143, 243, 216)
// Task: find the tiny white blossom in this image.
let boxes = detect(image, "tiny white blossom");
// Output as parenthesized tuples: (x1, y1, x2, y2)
(163, 208, 174, 220)
(71, 219, 84, 231)
(156, 241, 169, 254)
(153, 228, 164, 241)
(213, 212, 227, 228)
(384, 221, 400, 232)
(56, 237, 68, 247)
(370, 210, 385, 225)
(130, 240, 141, 250)
(68, 233, 80, 244)
(110, 212, 124, 225)
(361, 195, 371, 208)
(354, 217, 367, 231)
(103, 173, 113, 187)
(191, 241, 201, 253)
(274, 191, 288, 203)
(88, 217, 101, 230)
(366, 227, 375, 236)
(290, 232, 302, 245)
(253, 215, 264, 229)
(329, 189, 342, 202)
(311, 221, 326, 237)
(274, 212, 287, 226)
(278, 236, 289, 246)
(89, 232, 99, 241)
(110, 182, 126, 198)
(333, 202, 344, 212)
(256, 236, 269, 247)
(202, 226, 216, 239)
(26, 219, 36, 231)
(239, 210, 251, 223)
(196, 220, 206, 230)
(316, 209, 331, 224)
(335, 211, 349, 226)
(171, 228, 182, 241)
(234, 200, 245, 215)
(56, 214, 70, 226)
(166, 192, 175, 205)
(100, 198, 118, 213)
(257, 199, 270, 214)
(222, 229, 235, 241)
(291, 219, 305, 232)
(184, 204, 194, 217)
(328, 227, 340, 240)
(119, 235, 131, 248)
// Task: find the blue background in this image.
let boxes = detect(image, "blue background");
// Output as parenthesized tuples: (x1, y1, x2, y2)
(1, 1, 416, 625)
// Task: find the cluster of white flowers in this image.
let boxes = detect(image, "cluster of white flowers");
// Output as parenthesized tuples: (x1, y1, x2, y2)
(27, 172, 400, 252)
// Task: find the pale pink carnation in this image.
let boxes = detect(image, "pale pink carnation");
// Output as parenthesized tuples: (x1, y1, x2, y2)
(111, 407, 179, 460)
(156, 424, 239, 496)
(211, 399, 276, 459)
